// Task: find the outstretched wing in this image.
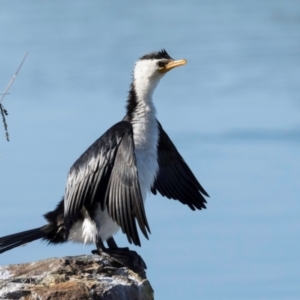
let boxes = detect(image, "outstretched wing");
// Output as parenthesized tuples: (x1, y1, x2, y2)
(64, 121, 150, 246)
(151, 121, 209, 210)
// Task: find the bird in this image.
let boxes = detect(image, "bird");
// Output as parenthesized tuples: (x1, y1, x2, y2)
(0, 49, 209, 269)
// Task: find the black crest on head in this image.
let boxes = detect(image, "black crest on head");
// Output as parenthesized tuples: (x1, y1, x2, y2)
(140, 49, 172, 60)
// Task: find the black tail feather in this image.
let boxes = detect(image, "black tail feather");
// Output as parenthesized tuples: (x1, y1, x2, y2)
(0, 227, 47, 254)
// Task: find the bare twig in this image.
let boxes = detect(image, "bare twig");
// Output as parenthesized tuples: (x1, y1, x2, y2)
(0, 51, 29, 141)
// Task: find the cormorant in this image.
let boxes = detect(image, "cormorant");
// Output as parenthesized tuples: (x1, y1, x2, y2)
(0, 50, 209, 269)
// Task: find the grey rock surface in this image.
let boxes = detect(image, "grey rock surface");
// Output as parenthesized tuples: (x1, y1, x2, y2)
(0, 255, 154, 300)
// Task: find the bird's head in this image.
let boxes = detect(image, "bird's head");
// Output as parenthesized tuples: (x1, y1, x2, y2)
(126, 50, 186, 118)
(131, 49, 187, 102)
(133, 49, 187, 81)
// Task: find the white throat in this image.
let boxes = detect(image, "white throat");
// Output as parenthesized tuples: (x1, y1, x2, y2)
(132, 59, 164, 104)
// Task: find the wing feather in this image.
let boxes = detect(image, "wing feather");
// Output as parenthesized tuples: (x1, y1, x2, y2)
(64, 121, 149, 246)
(105, 130, 149, 245)
(152, 121, 209, 210)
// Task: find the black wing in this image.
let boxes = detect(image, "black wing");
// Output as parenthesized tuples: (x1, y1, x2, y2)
(151, 121, 209, 210)
(64, 121, 150, 246)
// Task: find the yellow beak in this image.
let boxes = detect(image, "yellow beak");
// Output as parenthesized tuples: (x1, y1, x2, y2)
(159, 59, 187, 74)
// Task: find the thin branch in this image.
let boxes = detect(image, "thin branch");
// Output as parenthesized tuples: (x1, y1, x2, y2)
(0, 104, 9, 141)
(0, 51, 29, 141)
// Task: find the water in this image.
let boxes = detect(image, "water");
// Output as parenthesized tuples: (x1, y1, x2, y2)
(0, 1, 299, 299)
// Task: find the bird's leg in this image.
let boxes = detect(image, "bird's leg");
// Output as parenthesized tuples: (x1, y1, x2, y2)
(106, 237, 118, 249)
(92, 237, 146, 270)
(91, 238, 106, 255)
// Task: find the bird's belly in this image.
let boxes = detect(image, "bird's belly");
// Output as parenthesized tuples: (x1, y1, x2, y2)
(68, 204, 120, 244)
(94, 205, 120, 240)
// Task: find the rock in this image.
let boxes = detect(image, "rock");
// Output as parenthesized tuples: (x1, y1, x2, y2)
(0, 255, 154, 300)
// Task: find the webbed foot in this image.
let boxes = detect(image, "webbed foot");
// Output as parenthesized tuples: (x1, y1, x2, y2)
(92, 238, 146, 271)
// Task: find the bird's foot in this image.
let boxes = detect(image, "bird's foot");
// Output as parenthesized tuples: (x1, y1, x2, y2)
(92, 247, 147, 271)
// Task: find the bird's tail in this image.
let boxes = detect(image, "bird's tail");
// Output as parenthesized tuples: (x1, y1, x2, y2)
(0, 200, 66, 254)
(0, 226, 47, 254)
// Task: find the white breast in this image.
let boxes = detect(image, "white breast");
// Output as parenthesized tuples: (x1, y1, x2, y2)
(132, 102, 159, 202)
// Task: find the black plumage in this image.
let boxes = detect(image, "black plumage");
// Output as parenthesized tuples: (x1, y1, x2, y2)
(151, 121, 208, 210)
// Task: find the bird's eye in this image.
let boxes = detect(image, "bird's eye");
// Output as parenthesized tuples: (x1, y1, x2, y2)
(157, 61, 166, 68)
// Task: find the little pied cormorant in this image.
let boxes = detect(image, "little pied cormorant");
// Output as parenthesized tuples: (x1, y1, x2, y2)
(0, 50, 209, 269)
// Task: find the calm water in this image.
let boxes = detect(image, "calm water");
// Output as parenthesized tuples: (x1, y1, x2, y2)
(0, 1, 300, 299)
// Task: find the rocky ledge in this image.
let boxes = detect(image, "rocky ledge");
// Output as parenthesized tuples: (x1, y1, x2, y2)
(0, 255, 153, 300)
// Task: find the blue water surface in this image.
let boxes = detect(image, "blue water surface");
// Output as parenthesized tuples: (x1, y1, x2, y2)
(0, 1, 299, 299)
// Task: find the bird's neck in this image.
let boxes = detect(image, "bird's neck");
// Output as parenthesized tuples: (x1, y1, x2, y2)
(125, 72, 160, 199)
(125, 77, 159, 151)
(126, 75, 160, 123)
